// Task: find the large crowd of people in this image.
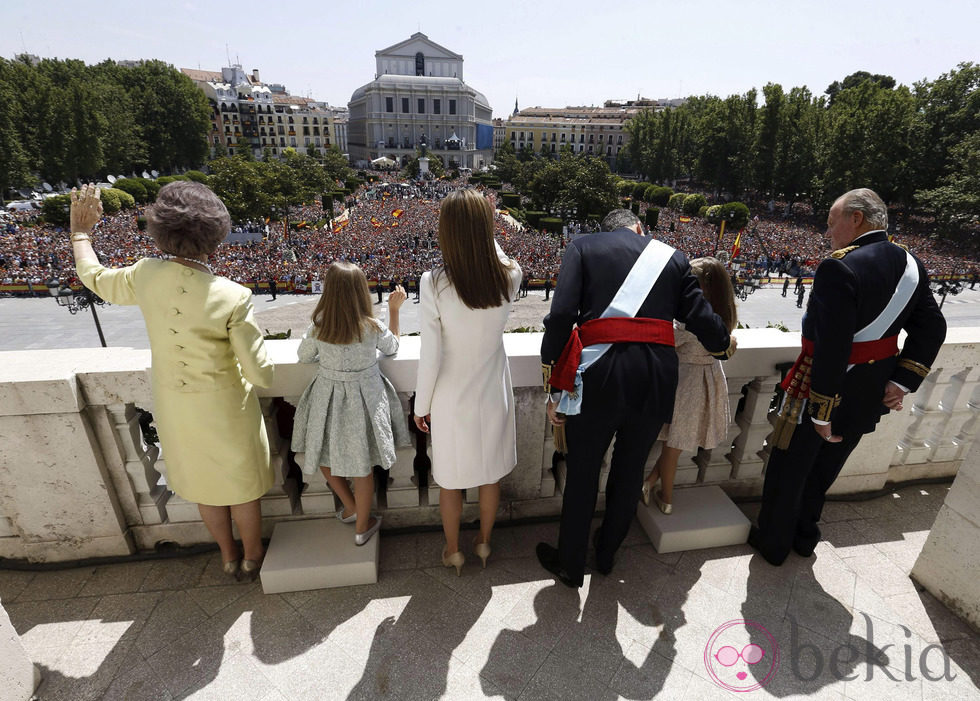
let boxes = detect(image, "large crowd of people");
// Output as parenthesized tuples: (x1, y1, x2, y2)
(1, 176, 976, 294)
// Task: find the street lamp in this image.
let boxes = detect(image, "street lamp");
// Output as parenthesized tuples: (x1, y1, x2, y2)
(46, 279, 108, 347)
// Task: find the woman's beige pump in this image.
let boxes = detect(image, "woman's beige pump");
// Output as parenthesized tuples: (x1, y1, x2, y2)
(442, 546, 465, 576)
(474, 538, 491, 569)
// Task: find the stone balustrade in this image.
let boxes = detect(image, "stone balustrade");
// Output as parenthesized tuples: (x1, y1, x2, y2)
(0, 328, 977, 564)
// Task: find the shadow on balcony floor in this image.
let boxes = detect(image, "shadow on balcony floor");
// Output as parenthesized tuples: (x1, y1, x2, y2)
(1, 484, 976, 700)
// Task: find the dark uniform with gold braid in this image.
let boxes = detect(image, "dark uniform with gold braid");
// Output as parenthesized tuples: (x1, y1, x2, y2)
(750, 230, 946, 566)
(538, 227, 732, 586)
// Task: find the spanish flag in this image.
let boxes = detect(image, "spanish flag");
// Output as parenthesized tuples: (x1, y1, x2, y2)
(392, 208, 404, 218)
(679, 216, 692, 223)
(371, 216, 381, 228)
(731, 231, 742, 259)
(333, 226, 342, 234)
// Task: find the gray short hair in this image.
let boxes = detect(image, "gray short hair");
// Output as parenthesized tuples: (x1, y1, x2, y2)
(147, 181, 230, 258)
(836, 188, 888, 231)
(600, 208, 641, 232)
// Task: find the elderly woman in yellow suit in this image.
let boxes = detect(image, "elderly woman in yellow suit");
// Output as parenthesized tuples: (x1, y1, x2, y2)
(69, 182, 274, 581)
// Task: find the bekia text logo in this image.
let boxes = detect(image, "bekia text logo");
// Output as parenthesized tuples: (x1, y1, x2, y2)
(704, 619, 779, 692)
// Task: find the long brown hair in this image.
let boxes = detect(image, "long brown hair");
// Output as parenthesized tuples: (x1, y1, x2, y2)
(311, 262, 376, 344)
(691, 257, 738, 333)
(435, 189, 514, 309)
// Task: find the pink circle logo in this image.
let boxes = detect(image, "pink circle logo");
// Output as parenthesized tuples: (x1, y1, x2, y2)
(704, 619, 779, 692)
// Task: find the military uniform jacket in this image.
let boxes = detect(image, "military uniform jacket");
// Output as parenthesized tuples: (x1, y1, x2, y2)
(541, 228, 730, 423)
(806, 230, 946, 434)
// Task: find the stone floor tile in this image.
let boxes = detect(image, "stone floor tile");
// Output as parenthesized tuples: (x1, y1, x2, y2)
(498, 580, 582, 653)
(874, 531, 931, 573)
(208, 589, 322, 663)
(820, 500, 865, 523)
(843, 668, 924, 701)
(928, 636, 980, 692)
(492, 522, 560, 562)
(516, 647, 611, 700)
(609, 641, 694, 700)
(847, 494, 905, 521)
(186, 581, 259, 617)
(821, 520, 874, 552)
(0, 568, 35, 602)
(682, 670, 770, 700)
(786, 582, 856, 644)
(921, 669, 980, 701)
(76, 560, 155, 597)
(254, 635, 360, 700)
(101, 651, 174, 701)
(133, 589, 209, 658)
(843, 549, 919, 599)
(477, 627, 550, 699)
(38, 640, 141, 701)
(5, 596, 100, 659)
(196, 551, 251, 588)
(891, 484, 951, 515)
(881, 590, 976, 644)
(415, 529, 453, 568)
(72, 590, 164, 646)
(180, 652, 277, 701)
(795, 556, 858, 609)
(378, 532, 418, 571)
(442, 655, 512, 701)
(738, 500, 762, 522)
(14, 565, 95, 602)
(143, 621, 230, 697)
(138, 553, 211, 591)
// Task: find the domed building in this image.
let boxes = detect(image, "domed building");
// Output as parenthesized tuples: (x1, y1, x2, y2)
(347, 33, 494, 170)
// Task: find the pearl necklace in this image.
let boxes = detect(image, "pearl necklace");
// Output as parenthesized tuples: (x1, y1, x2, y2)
(161, 254, 213, 274)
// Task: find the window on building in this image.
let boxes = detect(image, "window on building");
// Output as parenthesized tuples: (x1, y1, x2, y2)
(561, 134, 566, 142)
(511, 131, 516, 139)
(418, 98, 425, 114)
(618, 135, 623, 144)
(288, 116, 294, 124)
(280, 137, 285, 146)
(551, 143, 556, 153)
(303, 127, 310, 136)
(278, 126, 284, 135)
(415, 52, 425, 76)
(401, 98, 409, 113)
(607, 147, 612, 155)
(290, 137, 297, 146)
(449, 99, 456, 115)
(386, 97, 394, 113)
(551, 133, 556, 142)
(589, 145, 593, 152)
(589, 134, 594, 143)
(579, 134, 584, 143)
(434, 99, 441, 114)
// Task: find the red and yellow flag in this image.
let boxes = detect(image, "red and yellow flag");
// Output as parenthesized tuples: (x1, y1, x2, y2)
(370, 216, 381, 228)
(731, 231, 742, 259)
(392, 208, 404, 218)
(679, 216, 692, 223)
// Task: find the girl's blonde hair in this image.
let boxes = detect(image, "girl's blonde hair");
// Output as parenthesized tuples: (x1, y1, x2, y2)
(435, 189, 514, 309)
(690, 257, 738, 333)
(311, 262, 376, 344)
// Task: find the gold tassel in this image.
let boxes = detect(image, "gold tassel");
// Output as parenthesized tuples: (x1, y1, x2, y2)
(553, 423, 567, 454)
(771, 397, 803, 450)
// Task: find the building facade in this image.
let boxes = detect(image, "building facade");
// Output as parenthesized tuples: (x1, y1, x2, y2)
(182, 65, 343, 160)
(347, 33, 494, 170)
(502, 99, 674, 171)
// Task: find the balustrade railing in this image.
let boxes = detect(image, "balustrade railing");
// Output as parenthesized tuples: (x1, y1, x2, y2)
(1, 329, 977, 562)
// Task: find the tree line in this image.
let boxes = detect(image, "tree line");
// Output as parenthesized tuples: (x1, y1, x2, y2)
(622, 65, 980, 234)
(0, 57, 212, 199)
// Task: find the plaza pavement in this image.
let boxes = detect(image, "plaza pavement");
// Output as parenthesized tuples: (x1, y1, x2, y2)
(1, 484, 978, 700)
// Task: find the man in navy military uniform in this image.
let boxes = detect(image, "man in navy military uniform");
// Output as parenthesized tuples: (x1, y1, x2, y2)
(750, 188, 946, 566)
(536, 209, 733, 587)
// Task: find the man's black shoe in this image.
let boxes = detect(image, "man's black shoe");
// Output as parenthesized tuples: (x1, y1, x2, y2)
(536, 543, 581, 588)
(593, 529, 613, 575)
(747, 525, 787, 567)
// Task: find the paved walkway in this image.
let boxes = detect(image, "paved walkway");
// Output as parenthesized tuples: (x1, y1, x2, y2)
(1, 484, 977, 700)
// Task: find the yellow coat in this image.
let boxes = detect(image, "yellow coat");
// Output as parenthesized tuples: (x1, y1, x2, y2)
(76, 257, 274, 505)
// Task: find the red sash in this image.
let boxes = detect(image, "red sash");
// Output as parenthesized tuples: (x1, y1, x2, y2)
(779, 335, 900, 397)
(550, 318, 675, 392)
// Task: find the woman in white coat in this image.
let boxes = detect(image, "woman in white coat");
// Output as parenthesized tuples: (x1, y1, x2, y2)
(414, 189, 522, 575)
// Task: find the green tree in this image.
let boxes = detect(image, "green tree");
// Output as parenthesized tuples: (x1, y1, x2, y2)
(916, 130, 980, 233)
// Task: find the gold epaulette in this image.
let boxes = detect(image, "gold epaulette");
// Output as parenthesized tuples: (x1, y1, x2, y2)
(830, 245, 859, 259)
(894, 242, 910, 252)
(541, 362, 554, 393)
(897, 358, 931, 378)
(808, 390, 841, 422)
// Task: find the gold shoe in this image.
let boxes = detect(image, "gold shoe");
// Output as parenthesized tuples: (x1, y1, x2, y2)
(652, 489, 673, 515)
(222, 559, 241, 578)
(641, 482, 651, 507)
(473, 538, 491, 569)
(442, 547, 465, 576)
(237, 557, 263, 582)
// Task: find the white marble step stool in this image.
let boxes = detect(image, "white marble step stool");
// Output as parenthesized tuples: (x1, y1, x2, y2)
(636, 485, 750, 554)
(260, 518, 379, 594)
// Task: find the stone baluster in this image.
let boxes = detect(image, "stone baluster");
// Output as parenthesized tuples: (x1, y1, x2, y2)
(952, 378, 980, 463)
(387, 392, 420, 508)
(259, 397, 294, 517)
(105, 403, 167, 525)
(928, 367, 980, 463)
(732, 376, 781, 484)
(698, 375, 754, 483)
(895, 367, 954, 466)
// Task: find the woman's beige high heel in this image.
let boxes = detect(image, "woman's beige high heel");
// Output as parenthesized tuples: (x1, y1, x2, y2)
(442, 546, 465, 576)
(474, 538, 491, 569)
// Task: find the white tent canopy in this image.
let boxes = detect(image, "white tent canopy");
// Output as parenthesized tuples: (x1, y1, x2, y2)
(371, 156, 396, 166)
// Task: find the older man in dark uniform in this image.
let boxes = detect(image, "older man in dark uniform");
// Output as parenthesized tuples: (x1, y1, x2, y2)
(536, 209, 733, 587)
(750, 188, 946, 566)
